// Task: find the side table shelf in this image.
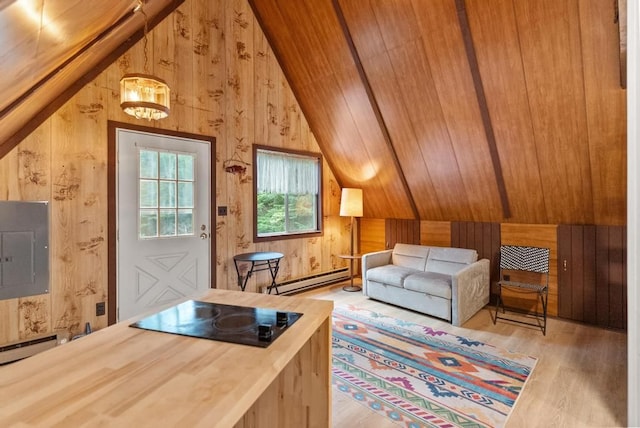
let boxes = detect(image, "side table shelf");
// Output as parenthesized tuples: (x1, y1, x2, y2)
(338, 254, 362, 292)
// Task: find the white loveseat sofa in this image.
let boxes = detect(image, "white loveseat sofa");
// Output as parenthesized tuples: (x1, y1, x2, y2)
(361, 244, 490, 326)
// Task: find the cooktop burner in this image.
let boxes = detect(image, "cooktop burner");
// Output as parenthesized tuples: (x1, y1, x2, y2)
(130, 300, 303, 348)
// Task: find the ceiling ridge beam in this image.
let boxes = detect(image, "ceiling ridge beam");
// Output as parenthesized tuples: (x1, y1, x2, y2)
(455, 0, 512, 219)
(617, 0, 627, 88)
(332, 0, 420, 220)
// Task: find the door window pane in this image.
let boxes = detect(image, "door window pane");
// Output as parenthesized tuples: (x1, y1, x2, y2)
(159, 210, 176, 236)
(140, 150, 158, 178)
(178, 154, 194, 180)
(140, 180, 158, 208)
(140, 210, 158, 238)
(178, 182, 194, 208)
(159, 152, 176, 179)
(178, 209, 193, 235)
(159, 181, 176, 208)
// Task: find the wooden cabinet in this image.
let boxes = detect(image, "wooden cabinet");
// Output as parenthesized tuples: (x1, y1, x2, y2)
(558, 225, 626, 329)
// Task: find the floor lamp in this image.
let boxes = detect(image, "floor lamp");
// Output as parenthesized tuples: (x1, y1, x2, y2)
(340, 188, 363, 292)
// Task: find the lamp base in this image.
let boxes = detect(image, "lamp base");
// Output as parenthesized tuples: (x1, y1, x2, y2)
(342, 285, 362, 292)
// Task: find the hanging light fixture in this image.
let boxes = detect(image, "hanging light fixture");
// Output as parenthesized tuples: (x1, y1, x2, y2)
(120, 0, 170, 120)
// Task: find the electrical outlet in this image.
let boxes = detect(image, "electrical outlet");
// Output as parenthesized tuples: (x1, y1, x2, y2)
(96, 301, 106, 316)
(218, 206, 228, 216)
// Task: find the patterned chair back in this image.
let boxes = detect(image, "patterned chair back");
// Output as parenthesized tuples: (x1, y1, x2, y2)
(499, 245, 550, 274)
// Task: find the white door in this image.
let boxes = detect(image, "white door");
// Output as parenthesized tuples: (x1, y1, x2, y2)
(116, 128, 211, 321)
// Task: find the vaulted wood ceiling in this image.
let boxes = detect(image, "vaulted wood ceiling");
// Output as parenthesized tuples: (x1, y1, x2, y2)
(250, 0, 627, 225)
(0, 0, 627, 225)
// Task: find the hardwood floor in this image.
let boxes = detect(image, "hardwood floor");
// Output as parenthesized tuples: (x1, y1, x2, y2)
(299, 282, 628, 428)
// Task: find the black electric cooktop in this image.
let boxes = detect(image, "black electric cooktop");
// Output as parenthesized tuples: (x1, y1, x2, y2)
(130, 300, 303, 348)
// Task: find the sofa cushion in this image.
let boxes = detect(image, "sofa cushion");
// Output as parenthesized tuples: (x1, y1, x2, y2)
(366, 265, 416, 288)
(404, 271, 452, 299)
(391, 243, 430, 270)
(426, 247, 477, 275)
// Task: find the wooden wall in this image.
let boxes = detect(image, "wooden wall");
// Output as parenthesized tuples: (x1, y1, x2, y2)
(0, 0, 348, 345)
(451, 221, 501, 297)
(360, 218, 385, 254)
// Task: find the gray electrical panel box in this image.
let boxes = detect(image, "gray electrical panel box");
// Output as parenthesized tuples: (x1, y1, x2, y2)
(0, 201, 49, 301)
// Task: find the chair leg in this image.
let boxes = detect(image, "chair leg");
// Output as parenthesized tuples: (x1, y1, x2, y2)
(493, 285, 502, 325)
(538, 289, 548, 335)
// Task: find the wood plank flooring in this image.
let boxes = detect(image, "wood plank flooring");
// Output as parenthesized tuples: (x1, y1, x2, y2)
(299, 282, 627, 428)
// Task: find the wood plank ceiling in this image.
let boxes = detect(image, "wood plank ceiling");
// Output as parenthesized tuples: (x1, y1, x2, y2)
(250, 0, 627, 225)
(0, 0, 182, 159)
(0, 0, 627, 226)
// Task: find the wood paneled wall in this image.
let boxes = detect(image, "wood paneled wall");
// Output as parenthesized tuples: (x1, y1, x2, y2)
(451, 222, 501, 296)
(420, 221, 451, 247)
(385, 219, 420, 248)
(0, 0, 348, 344)
(558, 225, 627, 329)
(360, 218, 385, 254)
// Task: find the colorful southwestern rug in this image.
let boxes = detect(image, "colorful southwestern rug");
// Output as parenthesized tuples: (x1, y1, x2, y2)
(332, 306, 537, 428)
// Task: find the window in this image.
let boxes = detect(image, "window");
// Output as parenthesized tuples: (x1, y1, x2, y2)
(254, 145, 322, 241)
(138, 149, 195, 238)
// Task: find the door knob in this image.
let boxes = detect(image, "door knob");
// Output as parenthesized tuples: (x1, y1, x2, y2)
(200, 232, 208, 240)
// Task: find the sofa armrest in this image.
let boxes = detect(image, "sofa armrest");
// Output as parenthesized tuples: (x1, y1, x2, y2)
(361, 249, 393, 295)
(450, 259, 490, 326)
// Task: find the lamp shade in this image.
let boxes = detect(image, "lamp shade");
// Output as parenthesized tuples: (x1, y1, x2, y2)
(339, 188, 363, 217)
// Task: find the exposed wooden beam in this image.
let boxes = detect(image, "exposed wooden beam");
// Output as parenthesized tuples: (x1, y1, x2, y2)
(0, 0, 15, 12)
(0, 0, 185, 160)
(332, 0, 420, 220)
(617, 0, 627, 88)
(455, 0, 512, 219)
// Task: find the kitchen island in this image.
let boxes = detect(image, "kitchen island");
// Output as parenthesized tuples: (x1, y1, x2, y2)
(0, 289, 333, 427)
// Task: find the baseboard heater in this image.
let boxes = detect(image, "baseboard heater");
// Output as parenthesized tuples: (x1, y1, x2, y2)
(0, 333, 58, 365)
(261, 267, 350, 295)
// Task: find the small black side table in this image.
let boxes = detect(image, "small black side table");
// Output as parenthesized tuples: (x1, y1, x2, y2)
(233, 252, 284, 294)
(339, 254, 362, 292)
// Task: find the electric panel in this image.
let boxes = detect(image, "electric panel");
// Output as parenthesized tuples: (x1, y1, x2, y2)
(0, 201, 49, 300)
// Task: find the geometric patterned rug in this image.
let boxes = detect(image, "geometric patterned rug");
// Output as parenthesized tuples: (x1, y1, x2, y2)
(332, 306, 537, 428)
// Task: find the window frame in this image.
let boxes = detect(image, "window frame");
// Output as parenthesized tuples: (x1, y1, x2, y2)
(253, 144, 323, 242)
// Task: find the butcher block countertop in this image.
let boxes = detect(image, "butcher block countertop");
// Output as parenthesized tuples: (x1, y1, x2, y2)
(0, 289, 334, 427)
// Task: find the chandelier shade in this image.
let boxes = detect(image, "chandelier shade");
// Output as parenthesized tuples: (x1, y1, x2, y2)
(119, 0, 170, 121)
(120, 73, 170, 121)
